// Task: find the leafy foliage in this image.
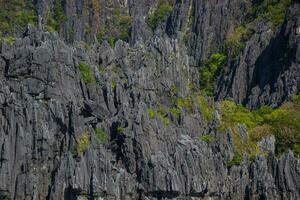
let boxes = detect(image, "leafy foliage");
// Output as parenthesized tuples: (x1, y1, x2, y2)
(169, 107, 181, 118)
(97, 8, 132, 45)
(196, 95, 214, 122)
(222, 0, 292, 61)
(220, 95, 300, 156)
(175, 97, 192, 110)
(219, 100, 263, 131)
(2, 36, 15, 45)
(147, 1, 173, 30)
(223, 26, 251, 59)
(248, 0, 292, 26)
(154, 93, 213, 127)
(75, 133, 91, 155)
(199, 53, 226, 96)
(117, 126, 125, 134)
(78, 62, 95, 84)
(46, 0, 67, 32)
(111, 80, 117, 90)
(147, 108, 155, 119)
(157, 105, 171, 126)
(263, 96, 300, 155)
(200, 135, 214, 143)
(95, 128, 109, 143)
(226, 152, 243, 168)
(0, 0, 37, 36)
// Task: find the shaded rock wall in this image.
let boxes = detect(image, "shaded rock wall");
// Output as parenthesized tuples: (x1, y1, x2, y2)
(217, 4, 300, 108)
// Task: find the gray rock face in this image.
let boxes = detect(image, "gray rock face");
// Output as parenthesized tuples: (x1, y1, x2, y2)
(216, 4, 300, 108)
(0, 0, 300, 200)
(0, 26, 299, 200)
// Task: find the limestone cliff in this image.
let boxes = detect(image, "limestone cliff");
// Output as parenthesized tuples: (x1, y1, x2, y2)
(0, 0, 299, 199)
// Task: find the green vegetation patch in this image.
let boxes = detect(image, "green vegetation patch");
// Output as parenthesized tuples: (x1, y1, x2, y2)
(151, 93, 214, 126)
(226, 152, 243, 168)
(0, 0, 37, 36)
(117, 126, 125, 134)
(172, 93, 214, 123)
(219, 100, 263, 131)
(248, 0, 292, 27)
(2, 36, 15, 45)
(78, 62, 95, 84)
(75, 133, 91, 155)
(147, 108, 155, 119)
(46, 0, 67, 32)
(175, 97, 192, 110)
(200, 135, 214, 143)
(111, 80, 117, 90)
(223, 26, 251, 59)
(219, 95, 300, 156)
(97, 8, 133, 45)
(222, 0, 292, 61)
(196, 95, 214, 122)
(199, 53, 226, 96)
(263, 96, 300, 155)
(169, 107, 181, 118)
(95, 128, 109, 143)
(147, 1, 173, 30)
(157, 105, 171, 126)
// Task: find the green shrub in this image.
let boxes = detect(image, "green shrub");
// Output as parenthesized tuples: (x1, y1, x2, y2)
(78, 62, 95, 84)
(199, 53, 226, 96)
(219, 100, 263, 131)
(47, 0, 67, 31)
(2, 36, 15, 45)
(196, 95, 214, 122)
(223, 0, 291, 61)
(223, 26, 250, 59)
(200, 135, 214, 143)
(147, 108, 155, 119)
(219, 100, 264, 155)
(220, 95, 300, 156)
(97, 8, 132, 44)
(175, 97, 192, 110)
(96, 28, 107, 42)
(147, 1, 173, 30)
(169, 107, 181, 118)
(157, 106, 171, 126)
(249, 0, 292, 27)
(227, 152, 243, 168)
(108, 36, 116, 47)
(170, 85, 179, 95)
(117, 126, 125, 134)
(75, 133, 91, 155)
(249, 124, 273, 142)
(0, 0, 37, 35)
(95, 128, 109, 143)
(111, 80, 117, 90)
(263, 96, 300, 155)
(119, 15, 133, 41)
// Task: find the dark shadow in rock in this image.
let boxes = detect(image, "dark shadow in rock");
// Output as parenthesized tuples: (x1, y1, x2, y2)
(64, 186, 81, 200)
(187, 187, 208, 198)
(0, 190, 11, 200)
(147, 190, 180, 200)
(110, 122, 126, 162)
(247, 22, 297, 104)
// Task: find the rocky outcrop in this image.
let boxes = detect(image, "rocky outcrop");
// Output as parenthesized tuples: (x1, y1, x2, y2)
(0, 26, 299, 200)
(167, 0, 247, 65)
(216, 3, 300, 108)
(34, 0, 160, 43)
(0, 0, 300, 200)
